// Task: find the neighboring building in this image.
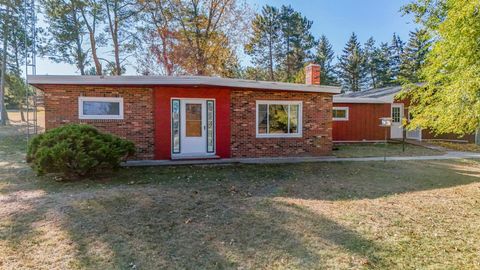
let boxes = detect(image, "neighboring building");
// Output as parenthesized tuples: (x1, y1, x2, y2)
(332, 85, 475, 143)
(29, 64, 340, 160)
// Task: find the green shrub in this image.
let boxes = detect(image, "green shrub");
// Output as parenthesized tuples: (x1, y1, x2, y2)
(27, 124, 135, 179)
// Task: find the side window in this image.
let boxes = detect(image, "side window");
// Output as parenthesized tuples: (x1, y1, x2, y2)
(332, 107, 349, 121)
(79, 97, 124, 120)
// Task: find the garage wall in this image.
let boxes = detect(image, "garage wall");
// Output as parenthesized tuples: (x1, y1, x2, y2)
(333, 103, 391, 142)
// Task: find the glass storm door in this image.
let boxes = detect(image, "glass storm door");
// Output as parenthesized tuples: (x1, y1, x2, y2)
(181, 100, 206, 155)
(172, 99, 215, 157)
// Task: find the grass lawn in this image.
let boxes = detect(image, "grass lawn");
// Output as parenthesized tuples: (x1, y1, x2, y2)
(333, 142, 444, 158)
(429, 141, 480, 153)
(1, 125, 480, 269)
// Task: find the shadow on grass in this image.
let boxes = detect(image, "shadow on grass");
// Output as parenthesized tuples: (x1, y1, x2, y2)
(2, 123, 480, 268)
(48, 189, 383, 269)
(1, 161, 479, 268)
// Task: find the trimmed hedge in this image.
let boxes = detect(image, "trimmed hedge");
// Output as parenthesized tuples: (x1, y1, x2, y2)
(27, 124, 135, 179)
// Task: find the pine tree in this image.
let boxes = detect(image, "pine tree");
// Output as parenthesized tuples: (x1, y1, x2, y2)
(337, 33, 368, 92)
(314, 35, 337, 85)
(389, 33, 405, 80)
(363, 37, 397, 88)
(41, 0, 90, 75)
(375, 42, 395, 87)
(363, 37, 378, 88)
(277, 5, 316, 82)
(399, 29, 431, 82)
(245, 5, 281, 81)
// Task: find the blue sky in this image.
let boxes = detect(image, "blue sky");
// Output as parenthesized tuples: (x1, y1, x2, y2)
(36, 0, 417, 75)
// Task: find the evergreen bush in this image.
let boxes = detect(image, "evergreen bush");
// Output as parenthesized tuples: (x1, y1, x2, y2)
(27, 124, 135, 179)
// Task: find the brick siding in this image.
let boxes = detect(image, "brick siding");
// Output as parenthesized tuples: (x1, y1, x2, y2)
(230, 89, 333, 157)
(42, 85, 334, 160)
(42, 85, 155, 160)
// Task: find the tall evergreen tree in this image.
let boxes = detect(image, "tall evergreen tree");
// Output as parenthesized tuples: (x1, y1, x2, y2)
(389, 33, 405, 80)
(337, 33, 368, 92)
(363, 37, 397, 88)
(363, 37, 379, 88)
(245, 5, 281, 81)
(375, 42, 395, 87)
(277, 5, 316, 82)
(41, 0, 90, 75)
(399, 29, 431, 82)
(314, 35, 337, 85)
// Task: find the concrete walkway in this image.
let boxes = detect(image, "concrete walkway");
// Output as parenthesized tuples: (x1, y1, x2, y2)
(123, 151, 480, 167)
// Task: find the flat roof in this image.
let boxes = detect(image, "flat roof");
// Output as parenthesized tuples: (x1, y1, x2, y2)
(337, 85, 403, 99)
(333, 97, 390, 104)
(28, 75, 341, 94)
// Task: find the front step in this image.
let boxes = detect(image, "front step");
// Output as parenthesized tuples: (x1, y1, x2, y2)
(171, 155, 220, 160)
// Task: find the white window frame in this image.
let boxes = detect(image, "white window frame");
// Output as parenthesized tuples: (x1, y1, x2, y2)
(391, 104, 402, 123)
(255, 100, 303, 138)
(78, 96, 124, 120)
(333, 107, 349, 121)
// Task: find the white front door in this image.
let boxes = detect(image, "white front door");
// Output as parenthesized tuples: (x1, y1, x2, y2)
(180, 99, 207, 155)
(391, 104, 404, 139)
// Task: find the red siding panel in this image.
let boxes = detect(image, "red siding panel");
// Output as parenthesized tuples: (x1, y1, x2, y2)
(154, 86, 231, 160)
(333, 103, 391, 141)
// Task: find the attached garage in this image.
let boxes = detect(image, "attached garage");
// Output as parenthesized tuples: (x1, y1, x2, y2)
(333, 85, 473, 143)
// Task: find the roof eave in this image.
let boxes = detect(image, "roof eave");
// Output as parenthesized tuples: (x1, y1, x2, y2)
(333, 97, 390, 104)
(27, 75, 341, 94)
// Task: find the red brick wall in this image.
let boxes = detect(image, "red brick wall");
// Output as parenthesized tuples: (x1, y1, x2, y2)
(230, 90, 333, 157)
(42, 85, 155, 160)
(305, 64, 321, 85)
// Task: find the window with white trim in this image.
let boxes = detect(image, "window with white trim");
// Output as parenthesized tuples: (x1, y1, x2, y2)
(332, 107, 349, 121)
(256, 101, 302, 137)
(79, 97, 124, 120)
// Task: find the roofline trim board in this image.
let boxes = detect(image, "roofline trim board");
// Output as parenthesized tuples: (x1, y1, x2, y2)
(333, 97, 390, 104)
(28, 75, 341, 94)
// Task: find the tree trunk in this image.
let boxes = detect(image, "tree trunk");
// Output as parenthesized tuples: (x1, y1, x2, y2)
(370, 69, 377, 88)
(268, 37, 274, 81)
(157, 27, 173, 76)
(72, 8, 86, 75)
(0, 7, 10, 126)
(476, 125, 480, 145)
(20, 105, 25, 122)
(77, 47, 86, 75)
(80, 6, 102, 75)
(89, 31, 102, 75)
(113, 34, 121, 75)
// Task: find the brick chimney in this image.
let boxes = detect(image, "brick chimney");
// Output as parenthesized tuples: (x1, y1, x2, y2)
(305, 63, 321, 85)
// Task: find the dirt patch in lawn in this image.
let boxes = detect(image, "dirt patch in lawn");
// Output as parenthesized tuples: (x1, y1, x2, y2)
(1, 125, 479, 269)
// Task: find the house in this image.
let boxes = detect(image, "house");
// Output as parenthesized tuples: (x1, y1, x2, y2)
(332, 85, 475, 143)
(28, 64, 341, 160)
